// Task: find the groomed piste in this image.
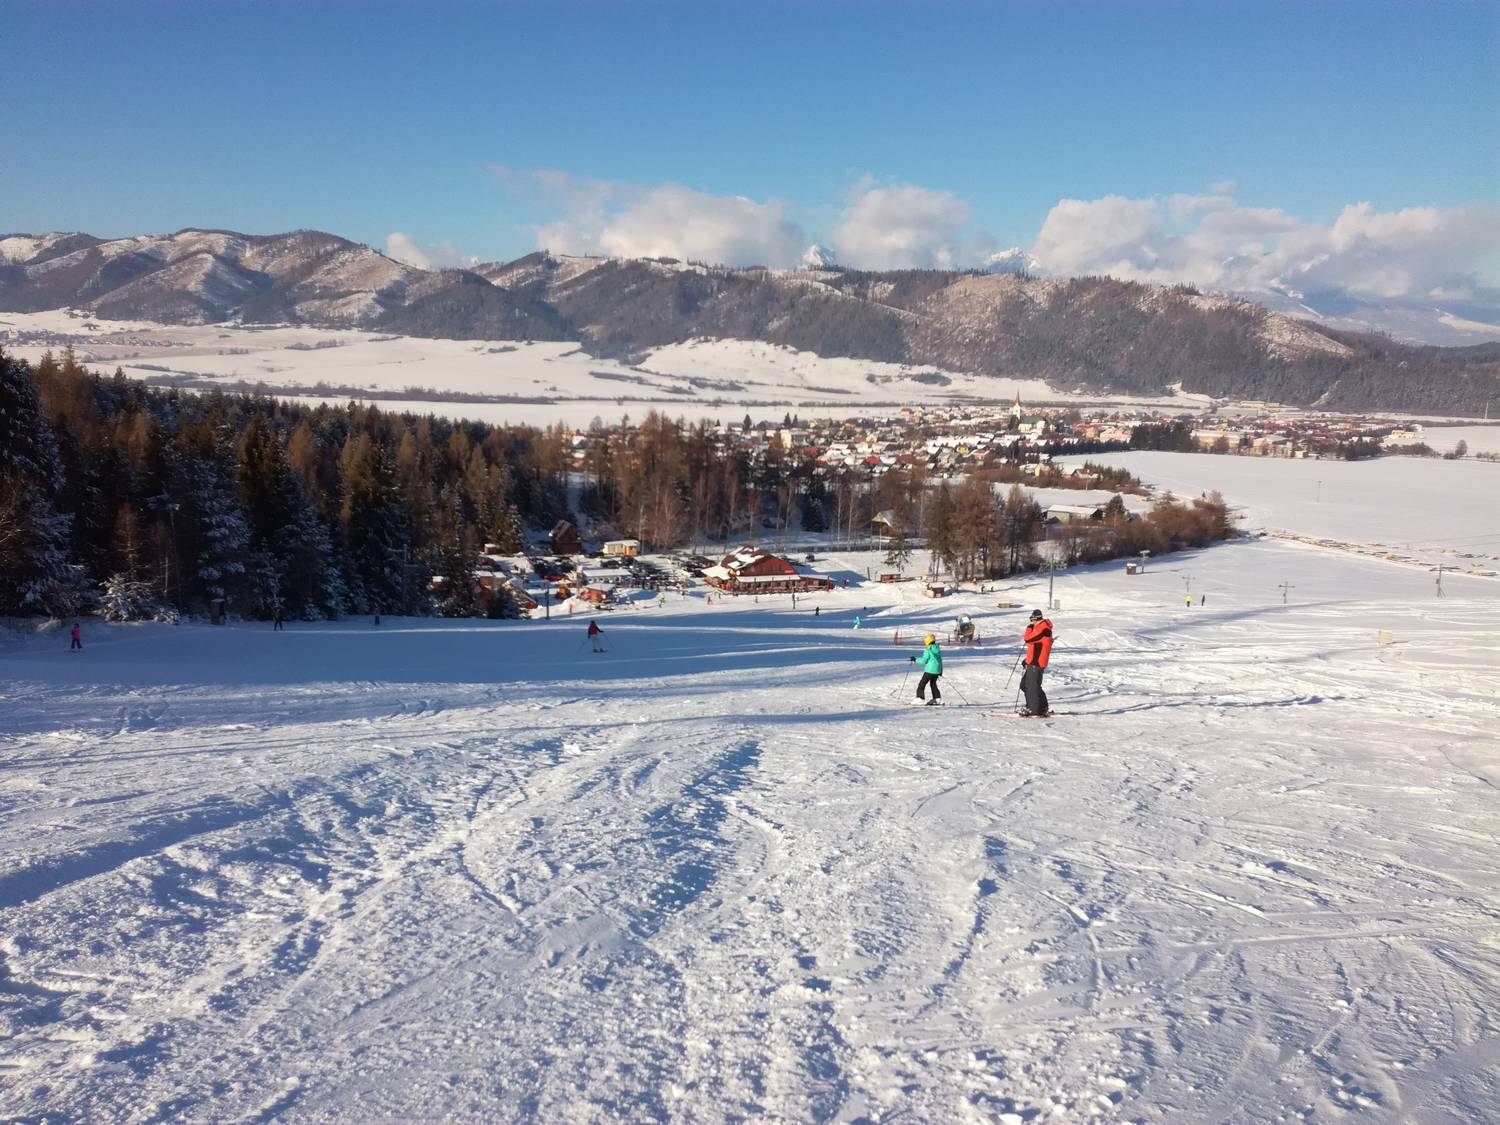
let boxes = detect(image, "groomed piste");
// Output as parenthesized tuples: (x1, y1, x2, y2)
(2, 536, 1497, 1121)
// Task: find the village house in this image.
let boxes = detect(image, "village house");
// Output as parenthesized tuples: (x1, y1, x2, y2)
(871, 510, 903, 538)
(1045, 502, 1108, 524)
(573, 562, 629, 588)
(549, 520, 583, 555)
(701, 548, 835, 595)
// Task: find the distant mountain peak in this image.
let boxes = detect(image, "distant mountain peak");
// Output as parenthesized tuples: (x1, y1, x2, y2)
(801, 244, 838, 269)
(983, 247, 1039, 275)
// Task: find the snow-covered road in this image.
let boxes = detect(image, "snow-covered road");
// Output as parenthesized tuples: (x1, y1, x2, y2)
(3, 540, 1498, 1122)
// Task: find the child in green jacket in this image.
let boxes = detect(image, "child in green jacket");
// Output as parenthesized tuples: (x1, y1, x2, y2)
(911, 633, 943, 705)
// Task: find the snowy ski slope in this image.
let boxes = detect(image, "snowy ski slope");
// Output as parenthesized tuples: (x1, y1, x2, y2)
(2, 537, 1497, 1121)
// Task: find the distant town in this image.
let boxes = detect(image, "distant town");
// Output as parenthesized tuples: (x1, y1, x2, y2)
(556, 392, 1489, 481)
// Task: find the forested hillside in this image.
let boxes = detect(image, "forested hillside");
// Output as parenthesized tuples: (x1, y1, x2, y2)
(0, 349, 570, 621)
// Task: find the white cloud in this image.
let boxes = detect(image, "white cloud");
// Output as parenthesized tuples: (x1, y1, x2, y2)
(1028, 192, 1500, 303)
(491, 165, 1498, 308)
(496, 166, 804, 267)
(1031, 195, 1162, 278)
(596, 185, 804, 266)
(384, 232, 476, 271)
(831, 182, 974, 271)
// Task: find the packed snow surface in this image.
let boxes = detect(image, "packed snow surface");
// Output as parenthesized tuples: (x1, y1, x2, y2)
(2, 538, 1498, 1121)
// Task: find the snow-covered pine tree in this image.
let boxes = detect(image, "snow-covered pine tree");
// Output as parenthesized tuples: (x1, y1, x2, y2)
(464, 446, 522, 554)
(339, 433, 413, 614)
(167, 420, 250, 614)
(100, 502, 169, 620)
(100, 572, 165, 622)
(434, 484, 483, 617)
(238, 414, 345, 619)
(0, 350, 83, 616)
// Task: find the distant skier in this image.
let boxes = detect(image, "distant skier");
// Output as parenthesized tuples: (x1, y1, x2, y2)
(814, 605, 820, 617)
(69, 622, 82, 651)
(272, 605, 285, 631)
(588, 620, 604, 653)
(853, 615, 862, 630)
(910, 632, 942, 705)
(1020, 609, 1052, 717)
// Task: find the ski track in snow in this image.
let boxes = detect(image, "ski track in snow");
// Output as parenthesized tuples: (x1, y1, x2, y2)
(1, 538, 1498, 1122)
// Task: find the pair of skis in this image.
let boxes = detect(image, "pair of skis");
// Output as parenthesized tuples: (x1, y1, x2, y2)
(897, 698, 1065, 718)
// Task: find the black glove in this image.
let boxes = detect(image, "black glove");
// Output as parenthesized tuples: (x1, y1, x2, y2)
(909, 655, 916, 662)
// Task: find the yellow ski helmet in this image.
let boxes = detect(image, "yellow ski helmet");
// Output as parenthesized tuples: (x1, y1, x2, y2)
(923, 632, 936, 645)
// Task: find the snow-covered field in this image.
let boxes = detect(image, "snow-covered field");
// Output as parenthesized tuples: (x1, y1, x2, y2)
(1062, 451, 1500, 575)
(3, 538, 1498, 1122)
(0, 310, 1206, 426)
(1401, 425, 1500, 457)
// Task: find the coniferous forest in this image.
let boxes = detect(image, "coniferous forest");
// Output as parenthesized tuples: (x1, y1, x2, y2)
(0, 349, 569, 622)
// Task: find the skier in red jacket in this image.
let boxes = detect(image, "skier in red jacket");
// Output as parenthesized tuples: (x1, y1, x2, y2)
(587, 620, 604, 653)
(1020, 609, 1052, 716)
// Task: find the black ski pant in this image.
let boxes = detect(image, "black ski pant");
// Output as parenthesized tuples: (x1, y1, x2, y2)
(1021, 663, 1048, 715)
(916, 672, 941, 701)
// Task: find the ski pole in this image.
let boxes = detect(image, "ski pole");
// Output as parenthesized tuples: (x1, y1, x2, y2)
(894, 667, 911, 698)
(943, 676, 970, 705)
(1003, 653, 1022, 690)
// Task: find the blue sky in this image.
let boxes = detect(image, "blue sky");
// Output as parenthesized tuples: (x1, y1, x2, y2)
(3, 1, 1496, 294)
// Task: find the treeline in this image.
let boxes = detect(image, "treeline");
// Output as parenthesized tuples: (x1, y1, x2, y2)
(913, 480, 1235, 581)
(1129, 419, 1198, 452)
(576, 412, 930, 547)
(1049, 492, 1236, 567)
(971, 460, 1144, 494)
(0, 348, 570, 621)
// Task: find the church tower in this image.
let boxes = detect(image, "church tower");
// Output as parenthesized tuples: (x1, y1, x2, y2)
(1010, 390, 1022, 421)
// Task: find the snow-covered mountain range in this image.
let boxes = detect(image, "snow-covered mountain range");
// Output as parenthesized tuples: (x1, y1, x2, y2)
(3, 227, 1498, 414)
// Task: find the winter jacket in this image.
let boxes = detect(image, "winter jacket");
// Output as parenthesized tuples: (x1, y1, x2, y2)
(918, 641, 943, 675)
(1023, 618, 1053, 668)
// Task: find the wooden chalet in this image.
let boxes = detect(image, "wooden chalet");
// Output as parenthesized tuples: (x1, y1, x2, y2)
(549, 520, 583, 555)
(701, 547, 834, 596)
